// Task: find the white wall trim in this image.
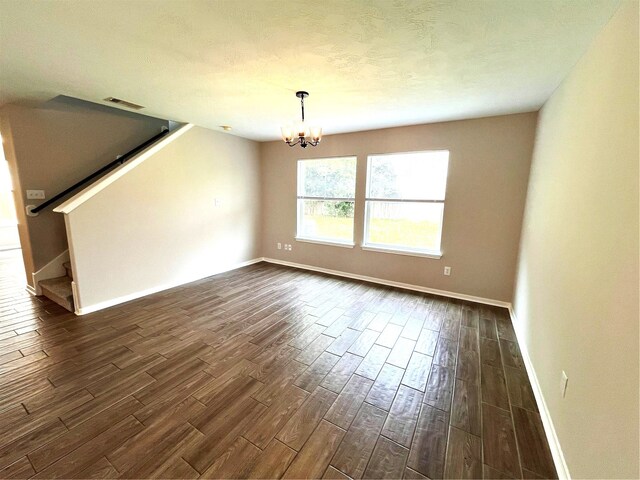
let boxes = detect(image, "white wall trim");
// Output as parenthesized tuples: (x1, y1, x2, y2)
(361, 244, 442, 259)
(262, 257, 510, 308)
(31, 249, 70, 295)
(295, 237, 355, 248)
(75, 257, 262, 315)
(71, 280, 79, 315)
(54, 124, 194, 214)
(25, 284, 37, 296)
(508, 306, 571, 480)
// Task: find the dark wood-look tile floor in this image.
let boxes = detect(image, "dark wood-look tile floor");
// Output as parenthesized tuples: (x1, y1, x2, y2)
(0, 249, 557, 479)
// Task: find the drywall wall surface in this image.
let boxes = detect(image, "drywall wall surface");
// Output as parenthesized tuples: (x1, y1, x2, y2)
(512, 2, 639, 477)
(0, 97, 167, 286)
(261, 112, 537, 302)
(66, 126, 260, 311)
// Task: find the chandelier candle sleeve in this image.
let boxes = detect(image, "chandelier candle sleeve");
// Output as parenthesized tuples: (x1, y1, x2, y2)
(282, 91, 322, 148)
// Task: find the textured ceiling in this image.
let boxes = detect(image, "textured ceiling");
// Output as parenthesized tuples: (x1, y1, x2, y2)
(0, 0, 620, 141)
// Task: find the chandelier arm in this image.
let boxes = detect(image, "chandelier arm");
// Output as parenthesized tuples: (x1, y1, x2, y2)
(283, 91, 319, 148)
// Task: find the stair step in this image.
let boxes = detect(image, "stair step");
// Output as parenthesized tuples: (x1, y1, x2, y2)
(40, 276, 74, 313)
(62, 261, 73, 280)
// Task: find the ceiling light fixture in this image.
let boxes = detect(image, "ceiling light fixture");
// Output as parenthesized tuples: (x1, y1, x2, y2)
(281, 91, 322, 148)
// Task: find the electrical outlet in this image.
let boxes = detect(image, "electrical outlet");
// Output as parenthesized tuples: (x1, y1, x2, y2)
(444, 266, 451, 276)
(561, 371, 568, 398)
(277, 242, 282, 250)
(26, 190, 45, 200)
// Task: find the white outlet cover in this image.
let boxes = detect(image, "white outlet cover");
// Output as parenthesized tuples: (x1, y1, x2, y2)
(444, 266, 451, 276)
(26, 189, 45, 199)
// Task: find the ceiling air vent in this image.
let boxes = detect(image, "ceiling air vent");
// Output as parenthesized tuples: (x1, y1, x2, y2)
(103, 97, 145, 110)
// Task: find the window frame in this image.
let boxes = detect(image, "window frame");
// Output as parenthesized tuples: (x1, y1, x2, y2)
(362, 150, 450, 259)
(295, 155, 358, 247)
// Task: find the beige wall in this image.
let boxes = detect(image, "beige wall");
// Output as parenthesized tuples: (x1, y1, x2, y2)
(512, 2, 639, 478)
(261, 113, 537, 302)
(66, 125, 261, 311)
(0, 97, 167, 286)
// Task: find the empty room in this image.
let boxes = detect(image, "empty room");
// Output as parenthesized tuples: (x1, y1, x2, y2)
(0, 0, 637, 479)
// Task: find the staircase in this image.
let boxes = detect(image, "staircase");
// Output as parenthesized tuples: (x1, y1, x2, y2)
(26, 128, 176, 316)
(39, 262, 74, 312)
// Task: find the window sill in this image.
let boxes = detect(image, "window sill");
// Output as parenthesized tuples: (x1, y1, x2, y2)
(361, 244, 442, 259)
(295, 237, 355, 249)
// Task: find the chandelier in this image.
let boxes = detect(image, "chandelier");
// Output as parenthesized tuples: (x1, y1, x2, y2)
(281, 91, 322, 148)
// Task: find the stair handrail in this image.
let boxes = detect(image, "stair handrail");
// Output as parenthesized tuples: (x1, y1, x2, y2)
(27, 127, 170, 216)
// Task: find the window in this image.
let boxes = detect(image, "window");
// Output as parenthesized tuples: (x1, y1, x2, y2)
(363, 151, 449, 257)
(297, 156, 357, 246)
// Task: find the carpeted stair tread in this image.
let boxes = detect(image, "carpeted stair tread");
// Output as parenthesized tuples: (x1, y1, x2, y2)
(40, 275, 74, 312)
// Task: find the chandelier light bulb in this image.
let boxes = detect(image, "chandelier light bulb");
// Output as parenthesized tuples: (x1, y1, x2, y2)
(281, 125, 294, 142)
(310, 126, 322, 142)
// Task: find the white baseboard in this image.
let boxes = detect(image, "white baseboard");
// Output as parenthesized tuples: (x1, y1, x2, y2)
(25, 284, 37, 296)
(508, 306, 570, 479)
(75, 257, 263, 315)
(32, 249, 70, 295)
(262, 257, 510, 308)
(71, 280, 79, 315)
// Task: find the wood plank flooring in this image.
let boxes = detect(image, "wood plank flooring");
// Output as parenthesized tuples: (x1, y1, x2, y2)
(0, 249, 557, 479)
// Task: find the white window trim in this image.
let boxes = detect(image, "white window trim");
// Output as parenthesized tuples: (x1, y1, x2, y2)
(361, 244, 442, 259)
(295, 237, 355, 248)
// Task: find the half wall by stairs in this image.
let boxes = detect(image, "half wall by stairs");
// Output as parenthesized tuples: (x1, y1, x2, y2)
(29, 127, 178, 313)
(52, 123, 261, 315)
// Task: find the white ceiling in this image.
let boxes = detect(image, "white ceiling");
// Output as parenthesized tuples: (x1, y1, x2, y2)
(0, 0, 620, 141)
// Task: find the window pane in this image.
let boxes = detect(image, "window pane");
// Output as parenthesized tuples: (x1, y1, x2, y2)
(365, 201, 444, 252)
(298, 199, 354, 242)
(298, 157, 357, 198)
(368, 151, 449, 200)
